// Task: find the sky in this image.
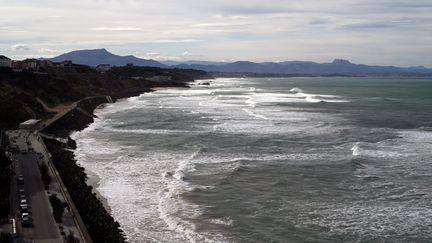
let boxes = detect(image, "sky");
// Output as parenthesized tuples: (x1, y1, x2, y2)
(1, 0, 431, 67)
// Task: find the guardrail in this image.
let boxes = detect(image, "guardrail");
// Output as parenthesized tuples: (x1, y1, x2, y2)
(38, 134, 93, 243)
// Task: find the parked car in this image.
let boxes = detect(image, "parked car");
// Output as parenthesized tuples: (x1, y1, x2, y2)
(19, 207, 29, 216)
(20, 204, 28, 211)
(21, 215, 32, 227)
(17, 175, 24, 185)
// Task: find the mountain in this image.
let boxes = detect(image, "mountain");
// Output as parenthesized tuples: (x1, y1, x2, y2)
(50, 49, 166, 68)
(49, 49, 432, 76)
(173, 59, 432, 76)
(162, 60, 229, 66)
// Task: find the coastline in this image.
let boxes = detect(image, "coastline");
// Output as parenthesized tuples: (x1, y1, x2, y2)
(40, 80, 197, 241)
(85, 170, 111, 214)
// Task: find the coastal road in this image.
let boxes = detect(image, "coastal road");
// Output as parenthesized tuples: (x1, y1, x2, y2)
(11, 131, 62, 242)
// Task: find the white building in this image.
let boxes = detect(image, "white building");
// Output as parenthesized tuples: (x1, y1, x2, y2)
(19, 119, 41, 130)
(95, 64, 111, 72)
(0, 55, 12, 67)
(147, 75, 172, 82)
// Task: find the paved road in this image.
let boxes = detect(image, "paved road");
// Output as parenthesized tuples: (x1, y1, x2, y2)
(17, 153, 61, 241)
(10, 131, 62, 242)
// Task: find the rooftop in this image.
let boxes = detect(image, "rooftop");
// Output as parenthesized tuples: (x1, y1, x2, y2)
(20, 119, 41, 126)
(0, 55, 11, 60)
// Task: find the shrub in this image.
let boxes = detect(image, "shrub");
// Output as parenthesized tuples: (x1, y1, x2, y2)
(49, 194, 64, 223)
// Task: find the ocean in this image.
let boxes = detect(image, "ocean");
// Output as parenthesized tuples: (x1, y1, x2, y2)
(71, 77, 432, 242)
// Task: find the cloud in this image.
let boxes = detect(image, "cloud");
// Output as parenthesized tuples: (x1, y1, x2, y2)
(192, 22, 249, 28)
(91, 27, 142, 31)
(343, 19, 415, 30)
(1, 0, 431, 66)
(11, 44, 30, 51)
(182, 51, 192, 56)
(137, 51, 195, 61)
(38, 48, 60, 54)
(143, 39, 202, 43)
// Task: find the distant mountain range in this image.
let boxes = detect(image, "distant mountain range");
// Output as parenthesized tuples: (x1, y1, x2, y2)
(50, 48, 167, 68)
(49, 49, 432, 76)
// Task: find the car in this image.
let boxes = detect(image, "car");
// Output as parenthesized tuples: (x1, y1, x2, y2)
(20, 199, 27, 205)
(20, 207, 29, 216)
(17, 175, 24, 185)
(19, 195, 26, 201)
(21, 216, 32, 227)
(20, 204, 28, 211)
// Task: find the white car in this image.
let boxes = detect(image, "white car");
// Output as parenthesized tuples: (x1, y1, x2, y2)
(20, 204, 28, 210)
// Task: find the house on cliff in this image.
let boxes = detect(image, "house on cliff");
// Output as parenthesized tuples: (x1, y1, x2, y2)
(95, 64, 111, 72)
(0, 55, 12, 67)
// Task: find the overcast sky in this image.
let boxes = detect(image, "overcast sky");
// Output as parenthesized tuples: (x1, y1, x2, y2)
(1, 0, 431, 67)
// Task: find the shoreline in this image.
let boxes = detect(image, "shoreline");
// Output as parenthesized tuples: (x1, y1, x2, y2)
(85, 169, 112, 214)
(41, 80, 196, 236)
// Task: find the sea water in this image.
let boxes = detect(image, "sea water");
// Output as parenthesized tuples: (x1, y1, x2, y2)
(72, 77, 432, 242)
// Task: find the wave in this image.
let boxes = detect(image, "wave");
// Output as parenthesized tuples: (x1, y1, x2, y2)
(242, 108, 270, 120)
(290, 87, 350, 103)
(107, 128, 201, 135)
(158, 148, 231, 243)
(351, 142, 361, 156)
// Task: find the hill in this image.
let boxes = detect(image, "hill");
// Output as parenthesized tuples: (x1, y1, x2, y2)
(50, 49, 166, 68)
(0, 65, 209, 130)
(48, 49, 432, 76)
(173, 59, 432, 76)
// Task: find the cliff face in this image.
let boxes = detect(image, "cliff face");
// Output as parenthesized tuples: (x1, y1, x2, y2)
(0, 65, 211, 130)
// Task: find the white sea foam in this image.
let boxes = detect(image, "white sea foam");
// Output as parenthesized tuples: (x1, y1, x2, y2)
(242, 108, 269, 120)
(71, 77, 358, 242)
(208, 217, 233, 226)
(290, 87, 350, 103)
(351, 142, 361, 156)
(158, 148, 231, 243)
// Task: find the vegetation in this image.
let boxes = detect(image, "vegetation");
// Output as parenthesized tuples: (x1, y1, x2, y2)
(0, 233, 10, 243)
(44, 138, 126, 242)
(0, 139, 11, 222)
(40, 163, 52, 189)
(0, 65, 210, 130)
(0, 132, 11, 223)
(65, 230, 80, 243)
(49, 194, 65, 223)
(0, 63, 210, 241)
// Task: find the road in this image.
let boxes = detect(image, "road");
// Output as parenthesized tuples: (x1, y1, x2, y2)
(15, 154, 61, 242)
(9, 130, 62, 242)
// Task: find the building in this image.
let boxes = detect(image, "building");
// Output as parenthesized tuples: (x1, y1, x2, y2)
(95, 64, 111, 72)
(0, 55, 12, 67)
(147, 75, 172, 82)
(11, 59, 38, 70)
(19, 119, 41, 130)
(59, 60, 73, 67)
